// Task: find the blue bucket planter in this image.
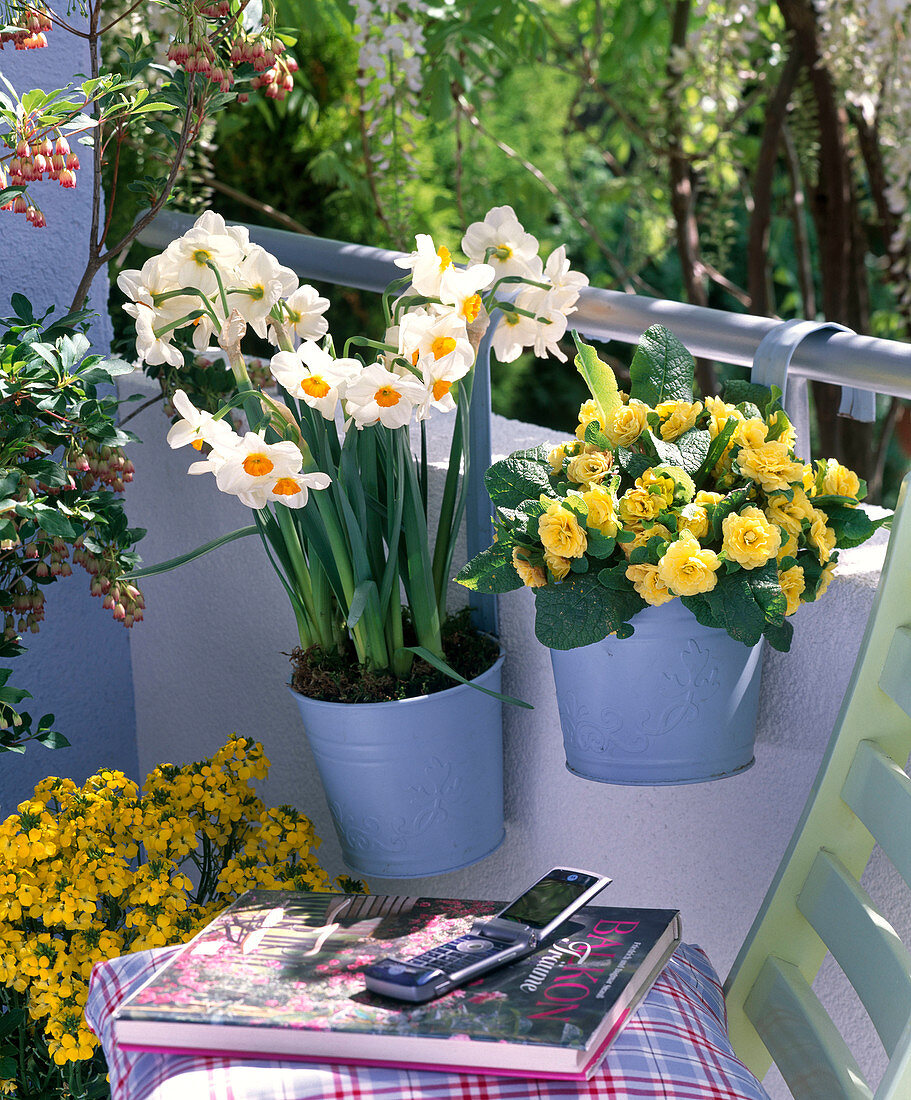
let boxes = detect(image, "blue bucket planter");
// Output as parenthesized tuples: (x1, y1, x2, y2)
(289, 652, 506, 878)
(549, 601, 764, 785)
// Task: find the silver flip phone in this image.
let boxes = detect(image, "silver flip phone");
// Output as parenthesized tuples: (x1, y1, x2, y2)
(363, 867, 611, 1003)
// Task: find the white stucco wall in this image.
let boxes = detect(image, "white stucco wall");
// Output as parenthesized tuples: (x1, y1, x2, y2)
(0, 28, 138, 811)
(119, 364, 899, 1098)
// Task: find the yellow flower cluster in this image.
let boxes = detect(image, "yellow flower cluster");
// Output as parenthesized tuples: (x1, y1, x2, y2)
(513, 393, 863, 624)
(0, 736, 340, 1079)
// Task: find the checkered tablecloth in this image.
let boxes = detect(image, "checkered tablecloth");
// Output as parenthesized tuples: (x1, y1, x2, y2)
(86, 942, 770, 1100)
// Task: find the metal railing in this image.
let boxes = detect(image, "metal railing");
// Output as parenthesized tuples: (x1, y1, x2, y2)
(137, 212, 911, 635)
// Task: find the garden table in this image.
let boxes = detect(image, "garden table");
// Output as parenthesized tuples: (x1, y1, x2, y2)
(86, 939, 769, 1100)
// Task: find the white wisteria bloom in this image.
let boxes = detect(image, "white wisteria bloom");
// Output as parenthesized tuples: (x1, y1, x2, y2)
(461, 205, 541, 280)
(397, 307, 474, 377)
(166, 389, 240, 453)
(438, 263, 495, 325)
(269, 342, 361, 419)
(274, 284, 331, 345)
(344, 361, 427, 429)
(394, 233, 455, 297)
(230, 245, 299, 339)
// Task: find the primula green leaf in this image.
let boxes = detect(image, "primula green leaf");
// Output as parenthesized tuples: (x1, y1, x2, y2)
(722, 377, 774, 410)
(616, 447, 652, 480)
(702, 571, 766, 647)
(455, 540, 524, 594)
(822, 505, 890, 549)
(573, 335, 622, 424)
(711, 486, 752, 541)
(533, 572, 644, 649)
(484, 454, 556, 509)
(744, 560, 787, 625)
(680, 593, 725, 631)
(583, 420, 614, 451)
(763, 617, 794, 652)
(695, 416, 738, 484)
(629, 324, 694, 407)
(651, 427, 711, 476)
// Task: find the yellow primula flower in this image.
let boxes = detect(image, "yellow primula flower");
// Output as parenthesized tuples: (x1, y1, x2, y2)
(722, 506, 782, 569)
(581, 486, 619, 537)
(820, 459, 861, 501)
(538, 502, 588, 558)
(619, 522, 673, 560)
(734, 417, 769, 449)
(677, 503, 710, 540)
(512, 547, 547, 587)
(604, 399, 650, 447)
(575, 398, 606, 442)
(703, 395, 744, 438)
(657, 531, 721, 596)
(695, 489, 724, 507)
(736, 441, 805, 492)
(548, 444, 569, 475)
(808, 509, 837, 564)
(619, 487, 664, 525)
(636, 468, 676, 506)
(765, 486, 814, 538)
(655, 399, 702, 441)
(816, 561, 838, 599)
(625, 562, 676, 606)
(566, 450, 612, 487)
(544, 551, 572, 580)
(778, 565, 806, 616)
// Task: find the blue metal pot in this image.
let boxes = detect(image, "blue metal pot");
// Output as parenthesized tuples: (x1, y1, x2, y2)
(289, 652, 506, 878)
(549, 602, 763, 785)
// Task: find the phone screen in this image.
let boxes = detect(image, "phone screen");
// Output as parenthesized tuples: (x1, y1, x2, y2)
(496, 870, 600, 928)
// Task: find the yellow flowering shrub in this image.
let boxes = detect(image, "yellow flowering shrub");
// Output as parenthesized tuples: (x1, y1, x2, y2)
(458, 325, 888, 653)
(0, 736, 355, 1098)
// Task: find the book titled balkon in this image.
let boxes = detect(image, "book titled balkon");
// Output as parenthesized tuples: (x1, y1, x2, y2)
(113, 890, 681, 1080)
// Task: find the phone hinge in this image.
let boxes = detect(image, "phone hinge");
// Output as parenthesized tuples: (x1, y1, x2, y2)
(472, 918, 535, 947)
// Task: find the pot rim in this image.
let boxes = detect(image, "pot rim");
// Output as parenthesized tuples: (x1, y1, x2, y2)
(287, 646, 505, 711)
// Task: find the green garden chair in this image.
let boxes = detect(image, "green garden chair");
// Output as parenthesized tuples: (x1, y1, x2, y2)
(723, 469, 911, 1099)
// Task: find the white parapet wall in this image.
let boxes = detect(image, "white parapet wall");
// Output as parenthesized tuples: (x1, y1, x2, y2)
(122, 368, 897, 1096)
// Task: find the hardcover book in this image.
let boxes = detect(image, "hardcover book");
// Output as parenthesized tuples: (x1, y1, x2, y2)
(113, 890, 681, 1080)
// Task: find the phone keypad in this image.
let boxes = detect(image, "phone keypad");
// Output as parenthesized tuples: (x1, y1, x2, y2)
(411, 935, 500, 974)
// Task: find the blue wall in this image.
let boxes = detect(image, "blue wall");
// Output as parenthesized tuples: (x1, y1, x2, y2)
(0, 24, 139, 812)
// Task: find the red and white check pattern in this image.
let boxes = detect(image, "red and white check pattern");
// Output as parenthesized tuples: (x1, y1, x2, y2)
(85, 943, 770, 1100)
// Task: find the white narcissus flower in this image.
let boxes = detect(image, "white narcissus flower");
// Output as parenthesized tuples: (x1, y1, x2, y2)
(275, 284, 331, 345)
(397, 307, 474, 377)
(394, 233, 455, 297)
(264, 469, 332, 509)
(489, 310, 542, 364)
(514, 284, 571, 362)
(230, 245, 298, 339)
(438, 263, 495, 326)
(126, 302, 185, 368)
(162, 218, 245, 297)
(166, 389, 240, 456)
(269, 343, 360, 419)
(214, 432, 306, 506)
(344, 361, 427, 429)
(540, 245, 589, 310)
(461, 205, 540, 280)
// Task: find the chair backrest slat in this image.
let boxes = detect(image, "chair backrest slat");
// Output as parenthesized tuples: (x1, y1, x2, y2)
(725, 472, 911, 1098)
(744, 956, 873, 1100)
(842, 741, 911, 891)
(879, 627, 911, 719)
(796, 849, 911, 1056)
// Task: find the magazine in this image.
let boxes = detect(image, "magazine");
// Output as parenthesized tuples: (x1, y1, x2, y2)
(114, 890, 681, 1080)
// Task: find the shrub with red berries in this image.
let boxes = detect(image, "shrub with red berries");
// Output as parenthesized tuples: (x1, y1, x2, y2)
(0, 295, 145, 751)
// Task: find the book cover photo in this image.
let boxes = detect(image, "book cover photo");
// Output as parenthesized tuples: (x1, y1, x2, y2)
(113, 891, 681, 1080)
